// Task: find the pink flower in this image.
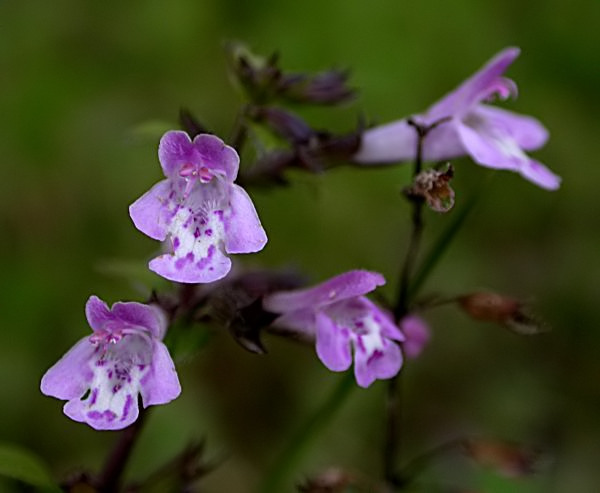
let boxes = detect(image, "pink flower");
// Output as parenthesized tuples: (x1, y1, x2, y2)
(263, 270, 405, 387)
(355, 48, 560, 190)
(41, 296, 180, 430)
(130, 131, 267, 283)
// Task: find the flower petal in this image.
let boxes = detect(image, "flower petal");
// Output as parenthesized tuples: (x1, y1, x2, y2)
(456, 119, 523, 171)
(517, 158, 561, 191)
(426, 47, 521, 120)
(474, 105, 549, 151)
(225, 184, 268, 254)
(129, 179, 173, 241)
(192, 134, 239, 182)
(41, 337, 95, 400)
(112, 302, 167, 340)
(270, 308, 316, 335)
(63, 339, 152, 430)
(354, 119, 418, 163)
(148, 201, 232, 283)
(85, 296, 113, 332)
(456, 119, 561, 189)
(315, 312, 352, 372)
(363, 299, 405, 342)
(263, 270, 385, 314)
(149, 246, 231, 283)
(158, 131, 195, 178)
(353, 339, 403, 388)
(140, 341, 181, 406)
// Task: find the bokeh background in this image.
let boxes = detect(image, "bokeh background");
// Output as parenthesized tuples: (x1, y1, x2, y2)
(1, 0, 599, 491)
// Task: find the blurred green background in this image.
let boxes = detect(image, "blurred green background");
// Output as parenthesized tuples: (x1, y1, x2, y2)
(1, 0, 599, 491)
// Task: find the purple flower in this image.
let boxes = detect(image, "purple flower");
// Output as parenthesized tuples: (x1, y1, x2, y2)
(263, 270, 405, 388)
(130, 131, 267, 284)
(400, 315, 431, 359)
(41, 296, 181, 430)
(355, 47, 561, 190)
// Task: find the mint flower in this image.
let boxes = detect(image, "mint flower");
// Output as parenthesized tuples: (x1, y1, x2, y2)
(41, 296, 181, 430)
(130, 131, 267, 284)
(263, 271, 405, 388)
(355, 47, 560, 190)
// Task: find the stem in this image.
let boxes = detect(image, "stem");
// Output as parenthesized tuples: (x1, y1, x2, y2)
(96, 407, 149, 493)
(385, 117, 448, 489)
(259, 373, 356, 493)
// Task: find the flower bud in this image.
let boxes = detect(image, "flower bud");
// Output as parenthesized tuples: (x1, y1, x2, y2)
(458, 292, 546, 335)
(400, 315, 431, 359)
(279, 69, 355, 105)
(462, 439, 543, 478)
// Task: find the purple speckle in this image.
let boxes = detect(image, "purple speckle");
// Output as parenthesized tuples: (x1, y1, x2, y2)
(175, 257, 186, 270)
(367, 349, 383, 365)
(194, 227, 201, 238)
(112, 384, 122, 394)
(204, 228, 212, 236)
(121, 394, 133, 421)
(196, 245, 215, 270)
(90, 388, 98, 405)
(173, 237, 180, 249)
(356, 336, 366, 353)
(214, 210, 224, 219)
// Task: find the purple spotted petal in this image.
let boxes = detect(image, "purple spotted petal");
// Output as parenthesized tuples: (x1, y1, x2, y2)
(112, 302, 167, 340)
(426, 47, 521, 121)
(40, 337, 95, 400)
(140, 341, 181, 406)
(263, 270, 385, 314)
(129, 179, 172, 241)
(225, 184, 268, 254)
(149, 245, 232, 283)
(353, 340, 403, 388)
(64, 391, 140, 431)
(158, 131, 239, 181)
(315, 312, 352, 372)
(363, 299, 405, 342)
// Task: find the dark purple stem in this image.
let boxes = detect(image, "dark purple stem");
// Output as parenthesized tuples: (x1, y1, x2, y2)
(384, 116, 450, 489)
(96, 407, 149, 493)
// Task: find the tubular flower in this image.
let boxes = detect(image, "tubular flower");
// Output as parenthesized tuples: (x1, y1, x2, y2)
(41, 296, 181, 430)
(130, 131, 267, 283)
(263, 270, 404, 388)
(355, 47, 560, 190)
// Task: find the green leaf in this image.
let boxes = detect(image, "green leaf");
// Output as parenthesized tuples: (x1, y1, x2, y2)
(0, 443, 61, 492)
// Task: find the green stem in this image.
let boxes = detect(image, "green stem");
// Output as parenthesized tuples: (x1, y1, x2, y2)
(259, 373, 356, 493)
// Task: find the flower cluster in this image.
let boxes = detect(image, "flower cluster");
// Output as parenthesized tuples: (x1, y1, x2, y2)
(41, 46, 556, 433)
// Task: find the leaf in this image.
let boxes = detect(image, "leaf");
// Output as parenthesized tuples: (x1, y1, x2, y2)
(0, 443, 61, 492)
